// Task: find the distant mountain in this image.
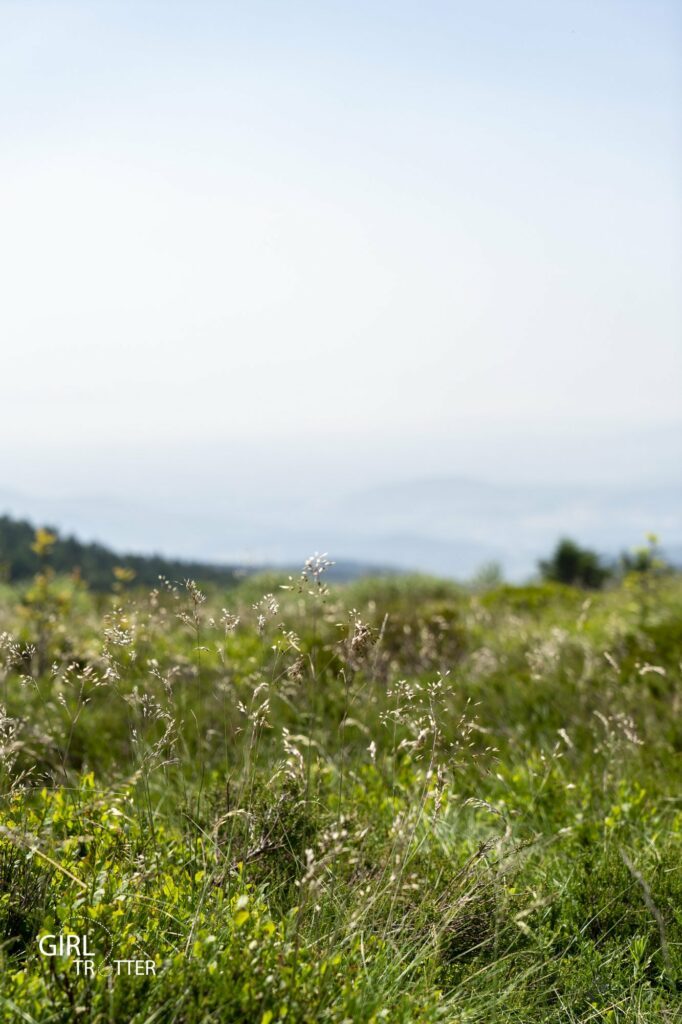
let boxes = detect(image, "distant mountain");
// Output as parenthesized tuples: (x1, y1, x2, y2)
(0, 513, 389, 590)
(1, 474, 680, 582)
(326, 476, 682, 577)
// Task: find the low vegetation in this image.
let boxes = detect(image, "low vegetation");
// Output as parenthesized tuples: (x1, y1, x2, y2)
(0, 543, 680, 1022)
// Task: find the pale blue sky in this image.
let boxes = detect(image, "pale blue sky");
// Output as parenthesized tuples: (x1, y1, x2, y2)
(0, 1, 680, 511)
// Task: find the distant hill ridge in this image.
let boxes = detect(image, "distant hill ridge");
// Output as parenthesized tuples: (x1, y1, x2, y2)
(0, 514, 244, 591)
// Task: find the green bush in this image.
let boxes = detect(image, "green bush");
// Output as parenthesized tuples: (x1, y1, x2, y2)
(539, 537, 611, 589)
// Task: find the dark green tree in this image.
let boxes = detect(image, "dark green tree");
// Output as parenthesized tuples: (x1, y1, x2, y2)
(539, 538, 610, 589)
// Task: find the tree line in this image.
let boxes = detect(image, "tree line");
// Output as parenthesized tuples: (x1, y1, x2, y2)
(0, 514, 242, 591)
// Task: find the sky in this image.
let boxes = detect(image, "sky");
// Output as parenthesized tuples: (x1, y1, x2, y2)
(0, 1, 680, 558)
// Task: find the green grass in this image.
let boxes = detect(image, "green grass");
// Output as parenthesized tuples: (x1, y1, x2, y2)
(0, 564, 680, 1022)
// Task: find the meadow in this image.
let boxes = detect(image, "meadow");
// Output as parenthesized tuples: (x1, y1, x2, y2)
(0, 552, 680, 1022)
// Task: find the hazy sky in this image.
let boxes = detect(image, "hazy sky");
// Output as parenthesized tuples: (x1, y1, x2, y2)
(1, 0, 680, 507)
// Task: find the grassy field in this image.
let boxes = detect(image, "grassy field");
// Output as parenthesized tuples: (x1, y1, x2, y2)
(0, 558, 680, 1022)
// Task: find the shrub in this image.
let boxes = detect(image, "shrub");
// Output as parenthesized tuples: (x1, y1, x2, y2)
(539, 537, 611, 589)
